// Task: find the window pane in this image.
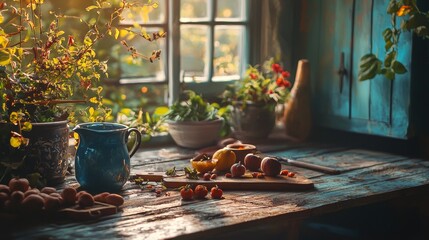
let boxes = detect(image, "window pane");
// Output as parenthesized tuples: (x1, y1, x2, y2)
(180, 0, 209, 21)
(216, 0, 245, 21)
(121, 0, 166, 24)
(213, 26, 243, 81)
(104, 28, 166, 81)
(180, 25, 209, 83)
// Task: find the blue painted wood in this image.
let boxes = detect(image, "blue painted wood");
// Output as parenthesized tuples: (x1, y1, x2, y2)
(351, 0, 372, 120)
(315, 0, 353, 119)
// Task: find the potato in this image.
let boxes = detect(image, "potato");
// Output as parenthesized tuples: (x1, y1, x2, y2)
(41, 187, 57, 194)
(93, 192, 110, 203)
(24, 189, 40, 198)
(10, 191, 25, 204)
(8, 178, 30, 193)
(0, 184, 10, 194)
(21, 194, 45, 212)
(78, 192, 94, 208)
(105, 194, 124, 207)
(44, 196, 62, 211)
(61, 187, 77, 205)
(0, 192, 9, 207)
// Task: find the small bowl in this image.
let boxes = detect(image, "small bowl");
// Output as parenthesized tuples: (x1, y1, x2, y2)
(224, 143, 257, 163)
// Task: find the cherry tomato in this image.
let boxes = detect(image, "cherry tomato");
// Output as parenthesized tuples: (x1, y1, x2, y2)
(251, 172, 258, 178)
(203, 173, 211, 181)
(193, 185, 208, 199)
(225, 173, 232, 178)
(180, 185, 193, 201)
(287, 172, 296, 177)
(280, 169, 289, 176)
(210, 185, 223, 199)
(210, 173, 217, 179)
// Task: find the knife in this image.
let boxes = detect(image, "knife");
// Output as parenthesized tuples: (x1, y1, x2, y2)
(275, 156, 341, 175)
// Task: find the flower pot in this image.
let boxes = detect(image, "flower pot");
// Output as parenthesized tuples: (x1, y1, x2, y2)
(0, 121, 69, 186)
(166, 118, 223, 149)
(229, 103, 276, 141)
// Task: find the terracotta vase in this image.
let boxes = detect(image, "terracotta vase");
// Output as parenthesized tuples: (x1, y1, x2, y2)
(283, 59, 312, 141)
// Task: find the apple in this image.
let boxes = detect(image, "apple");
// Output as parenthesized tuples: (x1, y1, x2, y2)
(244, 153, 263, 171)
(261, 157, 281, 176)
(230, 162, 246, 178)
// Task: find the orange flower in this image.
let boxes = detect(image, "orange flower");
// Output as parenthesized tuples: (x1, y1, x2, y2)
(397, 5, 412, 16)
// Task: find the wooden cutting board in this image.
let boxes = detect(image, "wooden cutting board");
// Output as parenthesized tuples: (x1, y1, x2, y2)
(135, 171, 314, 191)
(59, 201, 118, 220)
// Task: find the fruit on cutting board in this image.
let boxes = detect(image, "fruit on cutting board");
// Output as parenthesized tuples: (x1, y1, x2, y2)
(244, 153, 263, 171)
(190, 153, 218, 174)
(213, 149, 236, 172)
(261, 157, 281, 176)
(230, 162, 246, 178)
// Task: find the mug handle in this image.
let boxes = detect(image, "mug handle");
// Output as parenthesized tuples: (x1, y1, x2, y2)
(125, 128, 142, 158)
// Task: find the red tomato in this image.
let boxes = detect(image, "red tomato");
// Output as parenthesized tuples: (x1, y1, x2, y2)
(180, 185, 193, 201)
(210, 185, 223, 199)
(193, 185, 208, 199)
(280, 169, 289, 176)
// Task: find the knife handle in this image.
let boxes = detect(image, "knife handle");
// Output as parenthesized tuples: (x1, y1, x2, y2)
(286, 159, 341, 175)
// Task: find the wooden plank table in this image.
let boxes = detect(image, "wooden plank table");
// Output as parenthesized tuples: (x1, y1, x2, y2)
(2, 141, 429, 239)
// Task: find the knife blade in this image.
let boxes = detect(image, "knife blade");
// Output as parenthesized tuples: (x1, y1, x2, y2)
(276, 156, 341, 175)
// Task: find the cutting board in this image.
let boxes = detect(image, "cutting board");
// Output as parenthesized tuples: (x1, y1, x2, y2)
(59, 201, 118, 220)
(135, 171, 314, 191)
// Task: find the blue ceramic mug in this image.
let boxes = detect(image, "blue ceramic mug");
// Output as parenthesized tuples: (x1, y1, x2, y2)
(73, 122, 142, 192)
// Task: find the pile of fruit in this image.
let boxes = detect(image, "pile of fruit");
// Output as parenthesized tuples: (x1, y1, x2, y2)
(191, 148, 296, 179)
(0, 178, 124, 214)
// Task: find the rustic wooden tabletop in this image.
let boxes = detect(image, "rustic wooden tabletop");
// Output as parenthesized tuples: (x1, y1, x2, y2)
(2, 140, 429, 240)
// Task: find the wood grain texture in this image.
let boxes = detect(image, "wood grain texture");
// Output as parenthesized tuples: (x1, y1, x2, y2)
(3, 143, 429, 240)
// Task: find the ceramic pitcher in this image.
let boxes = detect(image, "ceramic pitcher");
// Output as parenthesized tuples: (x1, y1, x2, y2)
(73, 122, 142, 192)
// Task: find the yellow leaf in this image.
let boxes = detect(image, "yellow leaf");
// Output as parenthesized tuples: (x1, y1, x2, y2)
(397, 5, 412, 16)
(73, 132, 79, 141)
(0, 13, 4, 24)
(0, 35, 8, 48)
(56, 30, 65, 37)
(114, 28, 120, 39)
(21, 122, 32, 132)
(9, 112, 19, 125)
(152, 2, 159, 9)
(154, 106, 169, 116)
(86, 5, 99, 11)
(0, 49, 11, 66)
(88, 107, 95, 116)
(10, 136, 22, 148)
(89, 97, 98, 103)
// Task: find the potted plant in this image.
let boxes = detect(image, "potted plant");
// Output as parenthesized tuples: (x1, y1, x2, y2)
(0, 0, 163, 186)
(162, 90, 226, 149)
(222, 58, 292, 141)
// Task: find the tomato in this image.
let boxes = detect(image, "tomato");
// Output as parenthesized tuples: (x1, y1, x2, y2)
(210, 185, 223, 199)
(180, 185, 194, 201)
(280, 169, 289, 176)
(287, 172, 296, 178)
(193, 185, 208, 199)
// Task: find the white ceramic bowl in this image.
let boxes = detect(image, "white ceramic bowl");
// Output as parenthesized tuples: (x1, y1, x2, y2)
(166, 118, 223, 149)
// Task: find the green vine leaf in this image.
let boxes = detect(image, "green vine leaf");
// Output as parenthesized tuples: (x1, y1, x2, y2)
(358, 54, 381, 81)
(392, 61, 407, 74)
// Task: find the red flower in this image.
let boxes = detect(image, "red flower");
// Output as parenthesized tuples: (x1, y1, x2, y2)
(282, 71, 290, 78)
(276, 77, 284, 86)
(267, 90, 273, 94)
(283, 80, 291, 88)
(249, 73, 257, 79)
(272, 63, 282, 73)
(67, 35, 75, 47)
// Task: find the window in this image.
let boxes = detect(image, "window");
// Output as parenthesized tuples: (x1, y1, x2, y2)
(113, 0, 252, 106)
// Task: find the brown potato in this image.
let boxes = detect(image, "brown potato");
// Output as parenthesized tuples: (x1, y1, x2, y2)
(44, 196, 62, 211)
(0, 184, 10, 194)
(61, 187, 77, 205)
(0, 192, 9, 207)
(10, 191, 25, 204)
(105, 194, 124, 207)
(8, 178, 30, 192)
(21, 194, 45, 212)
(24, 189, 40, 198)
(41, 187, 57, 194)
(93, 192, 110, 203)
(78, 192, 94, 208)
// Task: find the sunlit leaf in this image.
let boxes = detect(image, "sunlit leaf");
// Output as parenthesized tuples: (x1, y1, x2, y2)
(86, 5, 99, 11)
(10, 136, 22, 148)
(114, 28, 120, 39)
(88, 107, 95, 116)
(154, 106, 169, 116)
(89, 97, 98, 103)
(9, 112, 19, 125)
(21, 122, 33, 132)
(0, 49, 11, 65)
(397, 5, 412, 16)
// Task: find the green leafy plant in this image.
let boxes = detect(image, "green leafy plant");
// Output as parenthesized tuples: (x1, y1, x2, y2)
(359, 0, 429, 81)
(0, 0, 164, 184)
(162, 90, 222, 122)
(222, 58, 292, 107)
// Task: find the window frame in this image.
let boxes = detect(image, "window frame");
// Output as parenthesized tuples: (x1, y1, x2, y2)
(116, 0, 262, 105)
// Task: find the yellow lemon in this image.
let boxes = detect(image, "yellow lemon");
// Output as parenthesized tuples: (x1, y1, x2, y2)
(213, 148, 236, 171)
